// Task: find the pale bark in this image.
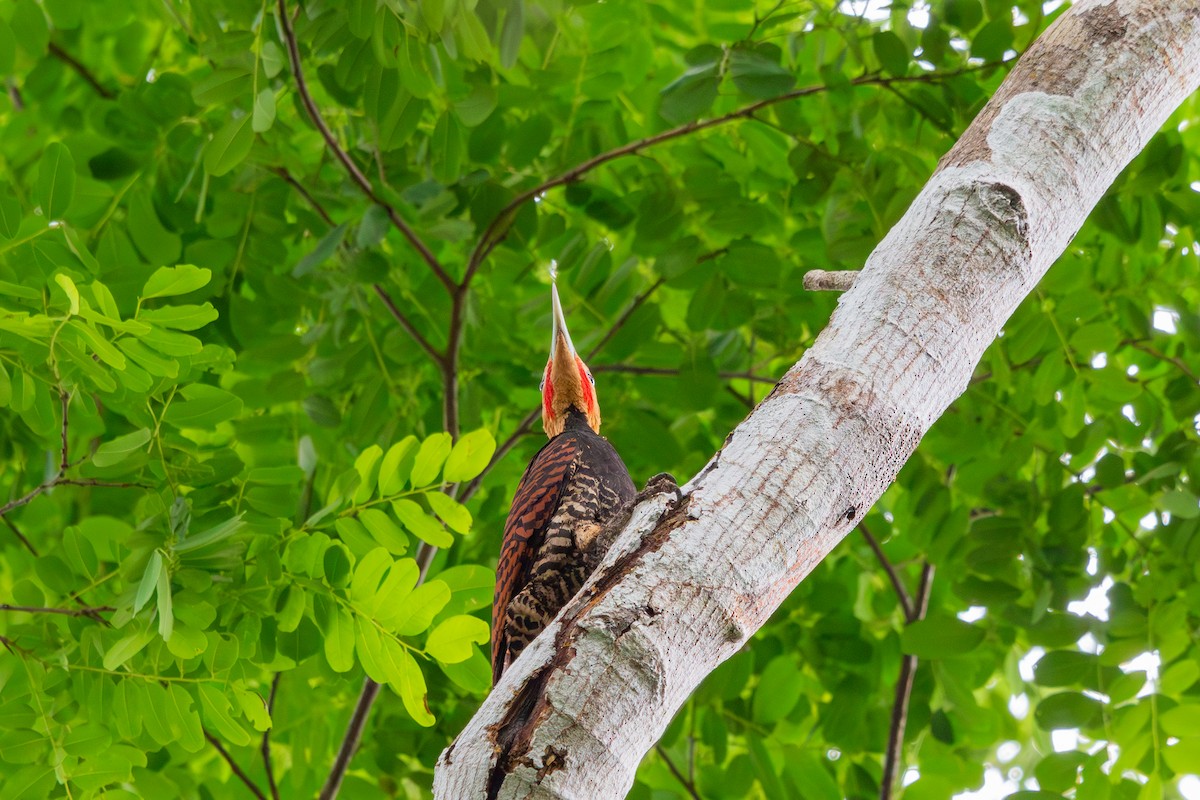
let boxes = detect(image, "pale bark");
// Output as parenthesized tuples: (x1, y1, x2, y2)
(435, 3, 1200, 797)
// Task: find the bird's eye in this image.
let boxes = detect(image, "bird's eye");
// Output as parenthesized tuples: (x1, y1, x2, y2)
(539, 377, 546, 391)
(587, 372, 595, 385)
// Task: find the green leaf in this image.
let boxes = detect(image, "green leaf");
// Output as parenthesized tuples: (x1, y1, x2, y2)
(156, 563, 174, 641)
(294, 223, 347, 277)
(353, 444, 385, 504)
(136, 303, 219, 331)
(53, 273, 79, 315)
(166, 623, 208, 659)
(379, 436, 419, 495)
(232, 685, 272, 732)
(204, 114, 255, 176)
(198, 686, 252, 748)
(659, 61, 720, 124)
(373, 558, 421, 625)
(393, 498, 453, 547)
(252, 88, 276, 133)
(324, 543, 354, 587)
(390, 579, 451, 636)
(1160, 489, 1199, 519)
(1160, 704, 1200, 737)
(872, 31, 910, 76)
(134, 551, 162, 613)
(410, 432, 453, 487)
(350, 547, 393, 611)
(357, 509, 410, 554)
(1034, 692, 1104, 730)
(0, 730, 48, 764)
(900, 616, 985, 658)
(0, 192, 21, 240)
(437, 564, 495, 616)
(392, 641, 435, 726)
(141, 265, 212, 300)
(35, 141, 75, 220)
(103, 628, 155, 671)
(729, 47, 795, 99)
(752, 655, 803, 724)
(67, 319, 127, 368)
(323, 605, 356, 673)
(176, 515, 244, 553)
(426, 491, 472, 534)
(92, 428, 151, 467)
(164, 384, 243, 429)
(443, 428, 496, 483)
(192, 68, 251, 106)
(127, 190, 182, 266)
(425, 614, 490, 664)
(0, 19, 15, 74)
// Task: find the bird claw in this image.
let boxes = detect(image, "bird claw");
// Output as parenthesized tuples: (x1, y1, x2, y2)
(636, 472, 682, 505)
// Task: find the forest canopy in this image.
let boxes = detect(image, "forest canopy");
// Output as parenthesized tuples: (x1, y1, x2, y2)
(1, 0, 1199, 798)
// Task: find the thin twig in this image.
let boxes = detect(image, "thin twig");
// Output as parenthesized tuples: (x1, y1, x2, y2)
(1, 515, 38, 555)
(1127, 340, 1198, 383)
(262, 674, 282, 800)
(463, 62, 1008, 283)
(48, 42, 116, 99)
(372, 284, 445, 366)
(319, 678, 382, 800)
(803, 269, 860, 292)
(656, 744, 702, 800)
(881, 563, 934, 800)
(59, 390, 71, 472)
(272, 166, 336, 227)
(586, 278, 665, 359)
(6, 79, 24, 111)
(458, 408, 540, 505)
(592, 364, 778, 385)
(0, 604, 114, 617)
(859, 522, 914, 621)
(204, 729, 268, 800)
(275, 0, 453, 293)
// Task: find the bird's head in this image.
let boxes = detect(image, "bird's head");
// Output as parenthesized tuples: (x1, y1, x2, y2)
(541, 279, 600, 438)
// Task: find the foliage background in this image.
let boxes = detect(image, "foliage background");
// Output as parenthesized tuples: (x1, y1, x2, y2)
(1, 0, 1199, 798)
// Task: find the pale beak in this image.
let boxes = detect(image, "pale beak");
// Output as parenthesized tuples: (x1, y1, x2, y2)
(550, 281, 577, 364)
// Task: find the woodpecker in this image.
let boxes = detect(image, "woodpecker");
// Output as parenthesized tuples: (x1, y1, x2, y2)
(491, 277, 635, 685)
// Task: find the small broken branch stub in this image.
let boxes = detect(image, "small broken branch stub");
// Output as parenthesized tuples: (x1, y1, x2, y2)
(803, 269, 860, 291)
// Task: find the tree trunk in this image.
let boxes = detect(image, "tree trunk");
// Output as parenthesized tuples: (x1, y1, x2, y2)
(435, 3, 1200, 797)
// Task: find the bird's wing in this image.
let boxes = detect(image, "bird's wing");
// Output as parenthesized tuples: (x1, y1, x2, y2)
(492, 436, 580, 684)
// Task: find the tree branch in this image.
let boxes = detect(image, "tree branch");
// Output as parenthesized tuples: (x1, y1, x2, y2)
(275, 0, 453, 293)
(437, 5, 1200, 792)
(591, 364, 778, 385)
(372, 284, 445, 366)
(1, 514, 37, 555)
(803, 269, 860, 292)
(462, 62, 1008, 284)
(319, 678, 382, 800)
(204, 729, 268, 800)
(585, 278, 665, 359)
(1126, 339, 1198, 382)
(655, 744, 702, 800)
(0, 603, 114, 617)
(859, 522, 914, 621)
(272, 166, 336, 227)
(48, 42, 115, 99)
(881, 563, 934, 800)
(262, 673, 281, 800)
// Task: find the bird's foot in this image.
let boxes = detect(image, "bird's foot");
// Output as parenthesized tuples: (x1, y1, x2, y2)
(637, 472, 682, 505)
